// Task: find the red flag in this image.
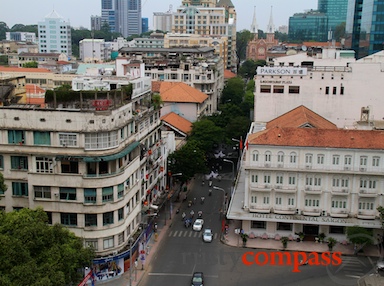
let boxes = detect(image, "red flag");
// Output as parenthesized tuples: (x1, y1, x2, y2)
(245, 140, 249, 150)
(239, 136, 243, 150)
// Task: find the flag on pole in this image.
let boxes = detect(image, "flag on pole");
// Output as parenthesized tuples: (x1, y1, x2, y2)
(239, 136, 243, 150)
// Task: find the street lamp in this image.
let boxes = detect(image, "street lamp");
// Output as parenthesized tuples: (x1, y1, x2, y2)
(128, 237, 134, 286)
(223, 158, 234, 182)
(213, 186, 227, 215)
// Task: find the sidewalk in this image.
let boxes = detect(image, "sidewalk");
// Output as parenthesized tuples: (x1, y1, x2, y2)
(98, 180, 195, 286)
(223, 220, 381, 257)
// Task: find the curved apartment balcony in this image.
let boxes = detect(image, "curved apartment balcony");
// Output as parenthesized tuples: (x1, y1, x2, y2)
(331, 188, 350, 195)
(303, 186, 322, 195)
(249, 204, 271, 213)
(358, 189, 377, 198)
(273, 206, 296, 215)
(302, 207, 321, 216)
(273, 185, 297, 194)
(250, 184, 272, 192)
(356, 210, 376, 220)
(330, 208, 349, 218)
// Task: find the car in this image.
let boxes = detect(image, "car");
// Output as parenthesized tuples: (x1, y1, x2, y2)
(193, 219, 204, 231)
(202, 229, 213, 242)
(191, 271, 204, 286)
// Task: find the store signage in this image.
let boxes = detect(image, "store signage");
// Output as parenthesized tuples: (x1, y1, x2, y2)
(251, 213, 381, 227)
(257, 66, 307, 76)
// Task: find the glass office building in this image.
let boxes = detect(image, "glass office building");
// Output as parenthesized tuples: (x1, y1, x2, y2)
(288, 12, 328, 42)
(346, 0, 384, 59)
(288, 0, 348, 42)
(318, 0, 349, 32)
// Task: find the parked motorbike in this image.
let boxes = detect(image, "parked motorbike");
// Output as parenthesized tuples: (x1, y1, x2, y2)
(201, 197, 205, 204)
(209, 189, 212, 196)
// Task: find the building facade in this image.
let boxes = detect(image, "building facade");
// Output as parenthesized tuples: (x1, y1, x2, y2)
(6, 32, 37, 43)
(117, 46, 224, 114)
(228, 119, 384, 243)
(164, 33, 228, 66)
(227, 107, 383, 244)
(79, 39, 108, 63)
(253, 48, 384, 129)
(172, 0, 237, 71)
(345, 0, 384, 59)
(102, 0, 142, 38)
(0, 74, 165, 258)
(153, 11, 173, 32)
(91, 15, 103, 31)
(38, 10, 72, 57)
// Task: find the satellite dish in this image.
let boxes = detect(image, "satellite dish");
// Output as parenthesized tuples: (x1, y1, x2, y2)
(301, 45, 308, 52)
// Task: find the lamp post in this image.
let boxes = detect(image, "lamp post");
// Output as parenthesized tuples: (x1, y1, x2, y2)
(232, 137, 242, 158)
(213, 186, 226, 215)
(223, 158, 234, 182)
(129, 237, 134, 286)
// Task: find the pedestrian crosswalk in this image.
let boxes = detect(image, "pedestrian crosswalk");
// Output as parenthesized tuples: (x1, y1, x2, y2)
(336, 256, 372, 278)
(168, 230, 219, 240)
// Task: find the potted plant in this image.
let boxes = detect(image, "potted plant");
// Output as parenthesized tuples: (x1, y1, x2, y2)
(241, 233, 249, 247)
(297, 232, 305, 242)
(327, 237, 337, 251)
(281, 236, 289, 249)
(318, 233, 326, 243)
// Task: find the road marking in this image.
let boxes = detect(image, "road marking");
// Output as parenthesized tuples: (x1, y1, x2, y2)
(345, 275, 361, 279)
(148, 273, 219, 279)
(214, 233, 218, 239)
(178, 231, 182, 237)
(189, 231, 193, 237)
(183, 231, 188, 237)
(173, 231, 178, 237)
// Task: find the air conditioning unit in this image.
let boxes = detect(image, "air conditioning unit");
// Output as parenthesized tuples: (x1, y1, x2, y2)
(305, 187, 311, 191)
(54, 193, 59, 198)
(276, 185, 282, 189)
(360, 167, 366, 172)
(265, 163, 270, 167)
(344, 166, 350, 170)
(360, 189, 366, 194)
(305, 165, 312, 169)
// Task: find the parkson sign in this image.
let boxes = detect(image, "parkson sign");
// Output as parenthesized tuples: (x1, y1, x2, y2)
(256, 66, 308, 76)
(242, 251, 342, 273)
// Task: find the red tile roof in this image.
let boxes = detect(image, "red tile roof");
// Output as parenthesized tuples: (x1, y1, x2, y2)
(152, 81, 208, 103)
(266, 105, 337, 129)
(248, 127, 384, 150)
(26, 84, 45, 94)
(161, 112, 192, 134)
(224, 69, 237, 79)
(0, 66, 52, 73)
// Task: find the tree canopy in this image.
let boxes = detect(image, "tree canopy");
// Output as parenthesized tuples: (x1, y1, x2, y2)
(0, 208, 94, 286)
(167, 141, 207, 183)
(238, 59, 265, 79)
(188, 119, 224, 153)
(220, 77, 245, 105)
(346, 226, 373, 246)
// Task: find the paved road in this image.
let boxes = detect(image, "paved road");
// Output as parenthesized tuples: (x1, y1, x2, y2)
(139, 174, 379, 286)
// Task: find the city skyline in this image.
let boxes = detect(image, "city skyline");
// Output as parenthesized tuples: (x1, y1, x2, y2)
(1, 0, 317, 33)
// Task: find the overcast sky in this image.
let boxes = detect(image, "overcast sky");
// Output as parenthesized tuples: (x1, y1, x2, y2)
(0, 0, 317, 32)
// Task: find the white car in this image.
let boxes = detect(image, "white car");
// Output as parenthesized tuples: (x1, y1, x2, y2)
(202, 229, 213, 242)
(193, 219, 204, 231)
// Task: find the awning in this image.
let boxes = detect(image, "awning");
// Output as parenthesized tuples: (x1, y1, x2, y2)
(82, 141, 140, 162)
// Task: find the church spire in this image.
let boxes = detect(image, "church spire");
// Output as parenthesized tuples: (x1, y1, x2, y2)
(266, 6, 275, 33)
(250, 6, 258, 34)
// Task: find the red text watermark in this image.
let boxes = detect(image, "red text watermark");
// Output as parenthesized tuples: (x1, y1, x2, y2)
(242, 251, 342, 273)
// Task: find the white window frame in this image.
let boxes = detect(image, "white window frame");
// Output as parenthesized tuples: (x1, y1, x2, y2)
(59, 133, 78, 147)
(103, 237, 114, 249)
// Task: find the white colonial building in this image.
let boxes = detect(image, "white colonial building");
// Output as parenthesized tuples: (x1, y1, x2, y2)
(0, 74, 165, 257)
(254, 49, 384, 129)
(228, 106, 383, 243)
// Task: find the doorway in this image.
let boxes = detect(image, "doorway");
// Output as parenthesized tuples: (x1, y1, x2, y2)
(303, 224, 319, 235)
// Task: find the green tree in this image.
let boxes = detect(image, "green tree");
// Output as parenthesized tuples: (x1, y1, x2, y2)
(238, 59, 265, 79)
(168, 141, 207, 183)
(346, 226, 373, 252)
(151, 93, 163, 110)
(0, 22, 9, 40)
(275, 31, 288, 42)
(0, 55, 8, 66)
(0, 208, 94, 285)
(10, 24, 37, 34)
(220, 77, 245, 105)
(22, 61, 38, 68)
(0, 172, 7, 195)
(188, 119, 224, 153)
(334, 22, 346, 42)
(236, 30, 253, 62)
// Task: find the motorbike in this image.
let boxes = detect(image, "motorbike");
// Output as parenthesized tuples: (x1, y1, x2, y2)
(201, 197, 205, 204)
(181, 212, 186, 221)
(188, 201, 192, 208)
(209, 189, 212, 196)
(198, 211, 203, 218)
(209, 180, 212, 187)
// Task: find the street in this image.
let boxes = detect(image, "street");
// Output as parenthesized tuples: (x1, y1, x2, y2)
(138, 171, 379, 286)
